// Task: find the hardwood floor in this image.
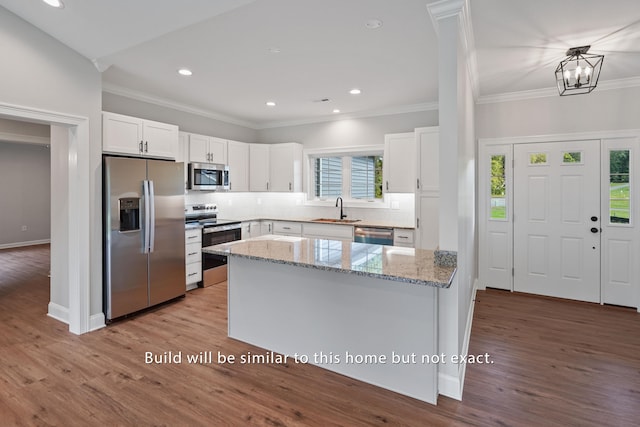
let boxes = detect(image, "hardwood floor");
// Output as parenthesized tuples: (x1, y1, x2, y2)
(1, 244, 639, 426)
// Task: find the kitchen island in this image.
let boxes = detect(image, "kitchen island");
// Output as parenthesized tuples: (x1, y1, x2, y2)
(204, 235, 456, 404)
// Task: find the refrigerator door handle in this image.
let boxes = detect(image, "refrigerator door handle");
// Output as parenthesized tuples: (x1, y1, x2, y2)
(143, 180, 151, 253)
(148, 180, 156, 253)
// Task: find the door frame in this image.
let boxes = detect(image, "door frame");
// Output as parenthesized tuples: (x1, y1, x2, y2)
(0, 101, 92, 334)
(478, 129, 640, 312)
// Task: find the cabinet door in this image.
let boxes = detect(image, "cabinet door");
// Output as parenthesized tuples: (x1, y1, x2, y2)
(188, 133, 210, 163)
(102, 112, 143, 156)
(209, 137, 228, 164)
(249, 143, 270, 191)
(260, 221, 273, 235)
(142, 120, 178, 159)
(416, 127, 439, 193)
(416, 195, 439, 250)
(270, 143, 302, 192)
(227, 140, 249, 192)
(384, 132, 415, 193)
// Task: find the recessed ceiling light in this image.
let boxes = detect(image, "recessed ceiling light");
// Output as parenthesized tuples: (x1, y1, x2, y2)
(349, 88, 362, 95)
(365, 19, 383, 29)
(268, 47, 281, 54)
(333, 109, 341, 114)
(42, 0, 64, 8)
(266, 101, 276, 107)
(178, 68, 193, 76)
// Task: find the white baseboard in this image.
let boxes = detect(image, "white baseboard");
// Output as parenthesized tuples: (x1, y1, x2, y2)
(0, 239, 50, 250)
(90, 312, 106, 331)
(438, 278, 479, 401)
(438, 372, 462, 400)
(47, 302, 69, 324)
(457, 278, 479, 399)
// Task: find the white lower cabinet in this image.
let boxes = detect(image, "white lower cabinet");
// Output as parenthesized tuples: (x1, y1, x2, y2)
(393, 228, 415, 248)
(241, 221, 262, 239)
(272, 221, 302, 236)
(302, 223, 354, 241)
(185, 228, 202, 290)
(261, 221, 273, 235)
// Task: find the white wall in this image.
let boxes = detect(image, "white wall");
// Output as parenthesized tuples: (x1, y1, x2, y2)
(476, 85, 640, 139)
(0, 7, 102, 322)
(0, 141, 51, 247)
(103, 92, 259, 143)
(258, 111, 437, 148)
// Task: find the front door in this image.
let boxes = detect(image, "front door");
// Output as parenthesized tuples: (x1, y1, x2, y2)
(513, 140, 601, 302)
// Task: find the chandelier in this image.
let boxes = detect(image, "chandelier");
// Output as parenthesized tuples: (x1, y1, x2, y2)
(555, 45, 604, 96)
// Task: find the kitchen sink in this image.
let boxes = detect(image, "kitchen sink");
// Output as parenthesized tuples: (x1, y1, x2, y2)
(311, 218, 361, 224)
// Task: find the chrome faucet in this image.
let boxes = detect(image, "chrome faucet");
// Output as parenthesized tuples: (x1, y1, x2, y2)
(335, 197, 347, 220)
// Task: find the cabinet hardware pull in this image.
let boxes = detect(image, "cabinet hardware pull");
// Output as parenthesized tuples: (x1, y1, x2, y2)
(267, 182, 269, 190)
(139, 141, 143, 152)
(417, 218, 420, 228)
(398, 236, 408, 239)
(188, 252, 198, 256)
(187, 236, 198, 239)
(145, 141, 148, 152)
(417, 178, 420, 189)
(188, 272, 198, 277)
(289, 182, 292, 191)
(386, 181, 388, 191)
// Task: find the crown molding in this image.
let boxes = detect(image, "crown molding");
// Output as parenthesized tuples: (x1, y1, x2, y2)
(255, 102, 439, 130)
(102, 82, 259, 129)
(477, 75, 640, 105)
(427, 0, 479, 100)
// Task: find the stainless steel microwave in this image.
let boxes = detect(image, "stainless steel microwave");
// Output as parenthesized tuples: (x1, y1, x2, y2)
(188, 163, 229, 191)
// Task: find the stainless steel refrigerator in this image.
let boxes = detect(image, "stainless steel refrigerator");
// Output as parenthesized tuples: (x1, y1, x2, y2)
(103, 156, 185, 321)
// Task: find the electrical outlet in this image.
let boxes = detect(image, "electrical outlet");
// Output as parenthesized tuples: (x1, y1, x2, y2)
(21, 225, 27, 231)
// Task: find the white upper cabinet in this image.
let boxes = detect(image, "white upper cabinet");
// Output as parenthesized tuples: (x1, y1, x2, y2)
(416, 127, 439, 193)
(188, 134, 227, 164)
(414, 126, 440, 250)
(249, 143, 270, 191)
(227, 140, 249, 192)
(102, 112, 178, 159)
(383, 132, 416, 193)
(269, 143, 303, 192)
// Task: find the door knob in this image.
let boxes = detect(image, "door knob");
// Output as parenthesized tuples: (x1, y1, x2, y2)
(590, 216, 598, 222)
(590, 227, 599, 233)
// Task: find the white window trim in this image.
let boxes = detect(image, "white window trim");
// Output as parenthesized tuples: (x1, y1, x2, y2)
(303, 145, 389, 208)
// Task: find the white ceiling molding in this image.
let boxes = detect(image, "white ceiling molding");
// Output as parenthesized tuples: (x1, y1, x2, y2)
(477, 76, 640, 105)
(92, 58, 112, 73)
(427, 0, 479, 100)
(102, 82, 259, 129)
(255, 102, 439, 130)
(103, 82, 438, 131)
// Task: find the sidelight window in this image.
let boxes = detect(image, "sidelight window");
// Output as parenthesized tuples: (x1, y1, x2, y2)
(609, 150, 630, 224)
(490, 154, 507, 220)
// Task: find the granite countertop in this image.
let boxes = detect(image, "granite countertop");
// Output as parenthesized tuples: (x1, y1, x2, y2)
(204, 235, 455, 288)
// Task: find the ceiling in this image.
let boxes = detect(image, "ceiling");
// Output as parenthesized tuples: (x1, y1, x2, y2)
(1, 0, 640, 129)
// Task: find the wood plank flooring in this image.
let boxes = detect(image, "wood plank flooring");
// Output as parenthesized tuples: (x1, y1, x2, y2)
(1, 244, 639, 426)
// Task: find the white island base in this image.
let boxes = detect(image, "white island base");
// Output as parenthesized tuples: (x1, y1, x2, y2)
(228, 256, 439, 404)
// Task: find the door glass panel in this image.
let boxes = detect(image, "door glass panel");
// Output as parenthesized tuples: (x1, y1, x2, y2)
(529, 153, 547, 165)
(562, 151, 582, 164)
(490, 154, 507, 220)
(610, 150, 630, 224)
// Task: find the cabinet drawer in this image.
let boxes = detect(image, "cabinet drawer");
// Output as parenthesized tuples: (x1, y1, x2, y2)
(185, 242, 201, 264)
(273, 221, 302, 235)
(186, 262, 202, 284)
(302, 223, 354, 240)
(393, 228, 414, 246)
(185, 228, 202, 243)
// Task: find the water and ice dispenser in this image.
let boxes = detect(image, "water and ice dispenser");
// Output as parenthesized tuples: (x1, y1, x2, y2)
(119, 197, 140, 232)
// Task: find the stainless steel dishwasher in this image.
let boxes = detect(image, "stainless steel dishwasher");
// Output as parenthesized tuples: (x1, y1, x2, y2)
(354, 226, 394, 245)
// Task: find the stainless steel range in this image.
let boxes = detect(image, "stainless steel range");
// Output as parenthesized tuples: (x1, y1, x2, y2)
(185, 204, 241, 287)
